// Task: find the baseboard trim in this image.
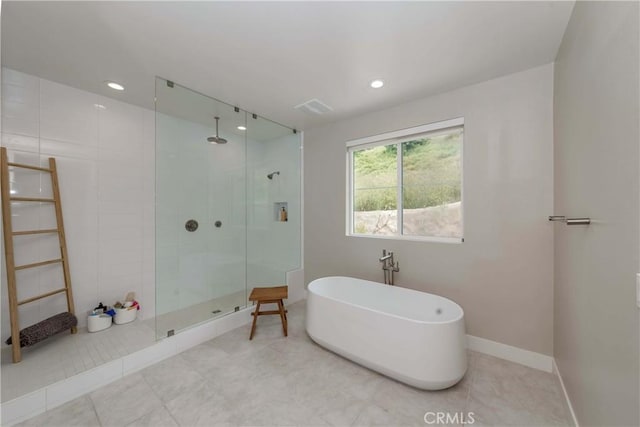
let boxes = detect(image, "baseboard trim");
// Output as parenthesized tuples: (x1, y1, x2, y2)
(553, 359, 579, 426)
(466, 334, 554, 373)
(466, 336, 576, 425)
(5, 280, 566, 426)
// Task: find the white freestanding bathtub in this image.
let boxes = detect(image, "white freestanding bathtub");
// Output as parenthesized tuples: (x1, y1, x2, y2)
(306, 276, 467, 390)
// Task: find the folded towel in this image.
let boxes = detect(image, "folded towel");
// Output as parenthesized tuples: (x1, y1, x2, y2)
(5, 312, 78, 347)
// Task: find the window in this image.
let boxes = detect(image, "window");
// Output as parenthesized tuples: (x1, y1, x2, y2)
(346, 118, 463, 242)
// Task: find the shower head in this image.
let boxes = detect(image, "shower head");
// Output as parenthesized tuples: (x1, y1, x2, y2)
(207, 116, 228, 144)
(207, 136, 227, 144)
(267, 171, 280, 180)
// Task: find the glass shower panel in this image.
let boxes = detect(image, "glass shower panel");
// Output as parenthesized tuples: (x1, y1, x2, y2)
(246, 116, 302, 289)
(155, 78, 247, 339)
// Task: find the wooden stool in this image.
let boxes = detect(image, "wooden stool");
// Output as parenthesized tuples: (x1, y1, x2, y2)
(249, 286, 288, 340)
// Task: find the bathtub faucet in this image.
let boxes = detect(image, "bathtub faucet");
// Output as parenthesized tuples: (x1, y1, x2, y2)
(379, 250, 393, 263)
(379, 250, 400, 285)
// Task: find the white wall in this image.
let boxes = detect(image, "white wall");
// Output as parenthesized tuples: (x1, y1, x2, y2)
(304, 64, 555, 355)
(553, 2, 640, 425)
(0, 68, 155, 337)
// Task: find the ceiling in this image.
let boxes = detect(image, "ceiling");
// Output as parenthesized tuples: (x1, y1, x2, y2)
(1, 1, 574, 131)
(156, 78, 295, 141)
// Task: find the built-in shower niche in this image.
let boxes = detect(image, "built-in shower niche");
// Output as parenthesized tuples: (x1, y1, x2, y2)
(274, 202, 288, 222)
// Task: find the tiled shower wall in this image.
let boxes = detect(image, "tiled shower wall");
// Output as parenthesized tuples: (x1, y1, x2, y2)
(0, 68, 155, 338)
(155, 112, 247, 316)
(246, 133, 302, 286)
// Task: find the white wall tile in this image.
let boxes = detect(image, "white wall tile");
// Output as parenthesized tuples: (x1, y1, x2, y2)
(99, 221, 143, 242)
(34, 204, 58, 230)
(7, 168, 43, 200)
(3, 149, 40, 169)
(1, 68, 39, 138)
(1, 133, 39, 153)
(71, 267, 99, 325)
(174, 320, 218, 352)
(98, 178, 143, 205)
(51, 156, 99, 196)
(7, 203, 41, 234)
(12, 305, 43, 343)
(40, 79, 98, 145)
(286, 268, 305, 303)
(40, 138, 98, 160)
(38, 291, 72, 322)
(13, 268, 41, 298)
(215, 306, 253, 336)
(122, 337, 175, 375)
(98, 269, 142, 298)
(0, 388, 46, 426)
(141, 252, 155, 320)
(64, 215, 99, 266)
(97, 147, 144, 176)
(98, 254, 143, 279)
(34, 231, 62, 261)
(0, 69, 155, 344)
(97, 97, 145, 154)
(52, 153, 99, 324)
(1, 67, 39, 90)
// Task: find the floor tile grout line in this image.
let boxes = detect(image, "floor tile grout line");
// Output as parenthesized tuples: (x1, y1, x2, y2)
(86, 394, 103, 427)
(139, 366, 164, 405)
(87, 393, 104, 427)
(162, 402, 181, 427)
(464, 358, 475, 414)
(119, 372, 166, 426)
(346, 398, 368, 427)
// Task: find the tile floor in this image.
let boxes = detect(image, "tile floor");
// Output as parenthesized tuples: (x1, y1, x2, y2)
(17, 301, 573, 426)
(2, 292, 246, 401)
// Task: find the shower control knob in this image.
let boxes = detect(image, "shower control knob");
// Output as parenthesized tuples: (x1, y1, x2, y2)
(185, 219, 199, 232)
(214, 220, 222, 228)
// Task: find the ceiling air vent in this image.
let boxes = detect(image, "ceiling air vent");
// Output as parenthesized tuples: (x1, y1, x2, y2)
(294, 98, 333, 115)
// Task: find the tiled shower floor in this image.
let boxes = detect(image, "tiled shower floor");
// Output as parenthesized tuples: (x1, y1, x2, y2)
(17, 301, 574, 427)
(1, 291, 246, 402)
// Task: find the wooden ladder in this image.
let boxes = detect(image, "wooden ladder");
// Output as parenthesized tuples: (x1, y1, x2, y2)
(0, 147, 76, 363)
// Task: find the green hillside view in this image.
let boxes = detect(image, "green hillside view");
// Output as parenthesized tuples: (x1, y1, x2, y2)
(353, 132, 462, 212)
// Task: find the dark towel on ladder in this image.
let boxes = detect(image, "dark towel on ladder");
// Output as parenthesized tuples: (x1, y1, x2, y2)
(5, 312, 78, 347)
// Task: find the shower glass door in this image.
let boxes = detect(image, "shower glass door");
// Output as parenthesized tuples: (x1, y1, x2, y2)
(155, 78, 248, 338)
(246, 117, 302, 288)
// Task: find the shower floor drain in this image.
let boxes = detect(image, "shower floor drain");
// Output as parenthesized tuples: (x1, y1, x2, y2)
(211, 309, 222, 314)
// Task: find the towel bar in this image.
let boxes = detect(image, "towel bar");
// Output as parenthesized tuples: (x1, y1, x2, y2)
(548, 216, 591, 225)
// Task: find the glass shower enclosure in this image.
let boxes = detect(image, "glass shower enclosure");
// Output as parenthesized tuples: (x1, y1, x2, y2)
(154, 78, 301, 339)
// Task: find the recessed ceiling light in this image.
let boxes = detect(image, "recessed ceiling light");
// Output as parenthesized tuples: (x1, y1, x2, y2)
(94, 104, 106, 110)
(237, 126, 247, 131)
(106, 81, 124, 91)
(370, 79, 384, 89)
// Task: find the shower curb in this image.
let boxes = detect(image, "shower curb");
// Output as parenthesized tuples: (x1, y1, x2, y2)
(0, 280, 307, 426)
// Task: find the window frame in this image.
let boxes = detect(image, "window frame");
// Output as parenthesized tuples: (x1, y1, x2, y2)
(345, 117, 464, 243)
